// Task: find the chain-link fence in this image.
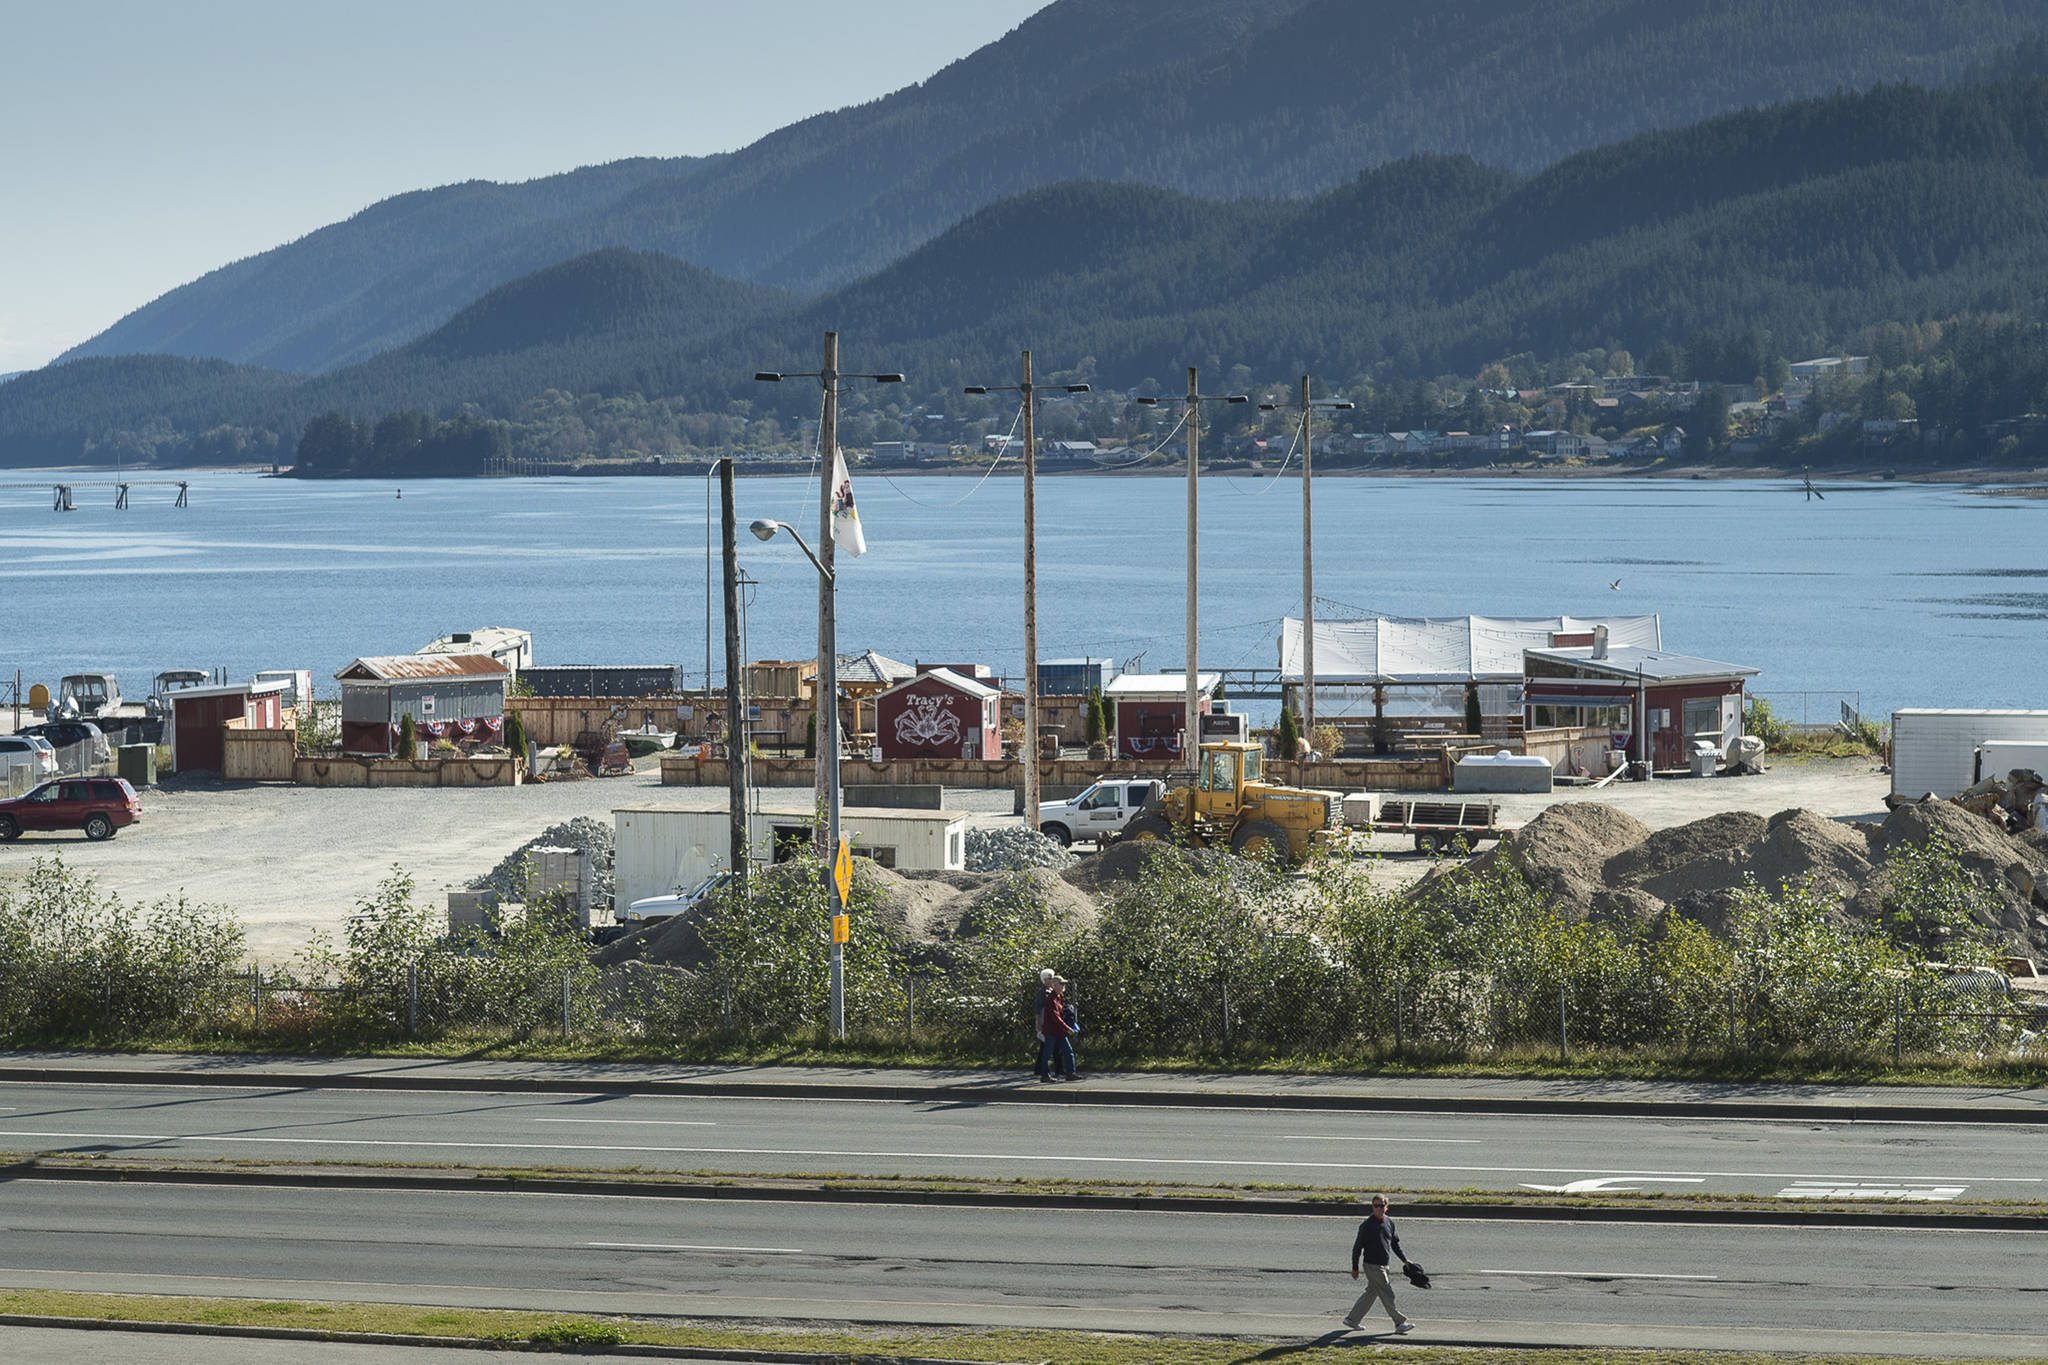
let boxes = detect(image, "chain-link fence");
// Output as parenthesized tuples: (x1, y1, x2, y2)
(4, 954, 2040, 1064)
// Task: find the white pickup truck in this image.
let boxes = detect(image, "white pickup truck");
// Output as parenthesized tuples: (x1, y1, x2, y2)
(1037, 778, 1165, 848)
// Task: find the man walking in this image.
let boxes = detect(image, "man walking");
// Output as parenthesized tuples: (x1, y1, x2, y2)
(1344, 1194, 1416, 1334)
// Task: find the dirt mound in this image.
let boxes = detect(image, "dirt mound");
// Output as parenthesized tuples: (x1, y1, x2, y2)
(953, 868, 1100, 938)
(1604, 811, 1766, 886)
(1069, 839, 1199, 890)
(1852, 798, 2048, 947)
(1450, 803, 1651, 914)
(1637, 809, 1874, 935)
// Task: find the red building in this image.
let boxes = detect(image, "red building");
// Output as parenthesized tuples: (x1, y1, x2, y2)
(874, 668, 1002, 760)
(1105, 672, 1218, 761)
(1522, 646, 1759, 770)
(166, 679, 290, 774)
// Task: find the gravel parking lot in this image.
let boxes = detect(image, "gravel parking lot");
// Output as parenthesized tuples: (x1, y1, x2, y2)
(0, 756, 1891, 960)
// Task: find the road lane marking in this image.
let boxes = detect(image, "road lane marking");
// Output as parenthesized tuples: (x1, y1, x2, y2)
(1282, 1136, 1481, 1144)
(535, 1119, 717, 1127)
(1520, 1177, 1705, 1194)
(0, 1128, 2037, 1184)
(589, 1241, 802, 1254)
(1779, 1182, 1967, 1201)
(1479, 1269, 1719, 1280)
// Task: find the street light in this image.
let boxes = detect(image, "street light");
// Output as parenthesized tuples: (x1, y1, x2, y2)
(964, 354, 1090, 830)
(750, 518, 832, 580)
(754, 333, 903, 1041)
(1260, 379, 1354, 755)
(1136, 375, 1247, 772)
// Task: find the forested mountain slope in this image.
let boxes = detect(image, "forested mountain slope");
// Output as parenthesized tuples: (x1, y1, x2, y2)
(54, 157, 712, 375)
(51, 0, 2048, 376)
(14, 78, 2048, 466)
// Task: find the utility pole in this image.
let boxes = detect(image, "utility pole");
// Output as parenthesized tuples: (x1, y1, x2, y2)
(1262, 379, 1352, 758)
(754, 334, 903, 1039)
(965, 353, 1090, 829)
(1140, 372, 1247, 772)
(719, 458, 748, 893)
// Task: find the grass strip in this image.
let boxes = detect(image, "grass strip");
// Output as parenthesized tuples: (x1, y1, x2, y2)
(0, 1289, 2014, 1364)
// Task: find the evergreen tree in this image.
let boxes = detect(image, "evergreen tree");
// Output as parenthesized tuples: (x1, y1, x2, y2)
(1277, 707, 1301, 759)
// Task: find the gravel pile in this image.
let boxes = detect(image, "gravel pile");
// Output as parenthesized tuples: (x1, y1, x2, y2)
(471, 816, 616, 905)
(966, 826, 1078, 872)
(1408, 796, 2048, 953)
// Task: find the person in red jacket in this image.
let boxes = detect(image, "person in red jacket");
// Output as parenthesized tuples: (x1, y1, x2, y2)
(1039, 978, 1080, 1081)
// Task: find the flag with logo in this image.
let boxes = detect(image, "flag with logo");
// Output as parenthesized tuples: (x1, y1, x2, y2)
(830, 446, 867, 556)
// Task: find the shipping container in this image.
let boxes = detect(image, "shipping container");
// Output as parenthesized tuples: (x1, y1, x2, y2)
(1891, 709, 2048, 800)
(612, 801, 968, 920)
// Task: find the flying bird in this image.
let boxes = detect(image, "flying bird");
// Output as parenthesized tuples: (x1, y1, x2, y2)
(1608, 579, 1622, 590)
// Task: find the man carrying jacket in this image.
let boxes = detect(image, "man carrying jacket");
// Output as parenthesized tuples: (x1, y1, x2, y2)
(1344, 1194, 1416, 1334)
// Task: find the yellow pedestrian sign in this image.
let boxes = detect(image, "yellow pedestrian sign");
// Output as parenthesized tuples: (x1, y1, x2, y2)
(833, 837, 853, 906)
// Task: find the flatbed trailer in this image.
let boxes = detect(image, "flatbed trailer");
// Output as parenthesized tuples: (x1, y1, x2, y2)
(1352, 797, 1509, 853)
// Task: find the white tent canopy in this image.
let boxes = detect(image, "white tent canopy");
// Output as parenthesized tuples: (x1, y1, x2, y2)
(1278, 615, 1662, 684)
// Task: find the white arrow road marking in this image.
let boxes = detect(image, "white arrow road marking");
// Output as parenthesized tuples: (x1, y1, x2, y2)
(1519, 1177, 1707, 1194)
(589, 1242, 803, 1254)
(1779, 1183, 1967, 1202)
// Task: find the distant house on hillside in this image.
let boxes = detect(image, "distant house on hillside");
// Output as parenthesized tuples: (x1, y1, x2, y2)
(1524, 430, 1589, 459)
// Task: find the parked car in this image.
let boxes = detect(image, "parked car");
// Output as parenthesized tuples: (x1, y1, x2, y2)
(0, 776, 141, 841)
(0, 734, 59, 779)
(14, 720, 112, 766)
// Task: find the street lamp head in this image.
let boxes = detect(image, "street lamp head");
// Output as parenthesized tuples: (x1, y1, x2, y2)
(749, 519, 780, 542)
(1329, 400, 1356, 410)
(874, 373, 905, 384)
(1225, 395, 1249, 404)
(1065, 384, 1092, 394)
(1134, 396, 1160, 406)
(963, 386, 988, 395)
(1257, 402, 1279, 412)
(753, 372, 783, 383)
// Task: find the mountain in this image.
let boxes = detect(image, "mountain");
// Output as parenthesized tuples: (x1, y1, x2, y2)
(54, 0, 2048, 376)
(53, 156, 715, 374)
(16, 76, 2048, 467)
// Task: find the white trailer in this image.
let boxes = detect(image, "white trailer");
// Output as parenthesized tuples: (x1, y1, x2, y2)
(612, 800, 968, 921)
(1891, 709, 2048, 800)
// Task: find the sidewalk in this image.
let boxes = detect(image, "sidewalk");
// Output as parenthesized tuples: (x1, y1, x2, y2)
(3, 1050, 2044, 1122)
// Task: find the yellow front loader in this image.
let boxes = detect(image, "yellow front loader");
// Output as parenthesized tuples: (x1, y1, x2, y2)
(1119, 741, 1343, 865)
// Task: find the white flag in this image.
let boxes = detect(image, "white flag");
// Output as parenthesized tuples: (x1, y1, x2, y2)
(830, 446, 867, 556)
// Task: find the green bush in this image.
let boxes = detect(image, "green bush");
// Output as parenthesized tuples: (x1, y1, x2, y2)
(1275, 708, 1300, 759)
(396, 712, 417, 761)
(0, 858, 246, 1045)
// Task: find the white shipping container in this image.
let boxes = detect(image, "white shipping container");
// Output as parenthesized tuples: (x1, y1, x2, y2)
(613, 802, 968, 920)
(1891, 709, 2048, 800)
(1976, 741, 2048, 784)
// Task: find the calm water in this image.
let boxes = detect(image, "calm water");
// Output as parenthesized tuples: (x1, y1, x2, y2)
(3, 470, 2044, 721)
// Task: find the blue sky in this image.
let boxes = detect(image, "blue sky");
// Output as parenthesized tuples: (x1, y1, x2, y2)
(0, 1, 1044, 372)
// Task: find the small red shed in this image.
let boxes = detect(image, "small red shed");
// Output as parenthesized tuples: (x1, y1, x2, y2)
(1523, 645, 1760, 770)
(1105, 672, 1218, 761)
(167, 679, 291, 774)
(874, 668, 1002, 761)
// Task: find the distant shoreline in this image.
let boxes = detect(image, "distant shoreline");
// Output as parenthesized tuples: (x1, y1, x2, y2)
(6, 460, 2047, 488)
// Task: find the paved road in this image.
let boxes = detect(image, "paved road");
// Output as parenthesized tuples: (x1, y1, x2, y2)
(1, 1180, 2043, 1356)
(1, 1080, 2040, 1203)
(0, 1325, 553, 1365)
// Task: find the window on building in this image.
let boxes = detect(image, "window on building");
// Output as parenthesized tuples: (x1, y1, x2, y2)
(1531, 704, 1628, 729)
(854, 845, 897, 869)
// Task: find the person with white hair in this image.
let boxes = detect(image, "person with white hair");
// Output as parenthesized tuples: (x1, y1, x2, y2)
(1032, 968, 1056, 1081)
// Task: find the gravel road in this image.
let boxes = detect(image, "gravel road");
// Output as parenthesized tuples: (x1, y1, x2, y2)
(0, 756, 1890, 960)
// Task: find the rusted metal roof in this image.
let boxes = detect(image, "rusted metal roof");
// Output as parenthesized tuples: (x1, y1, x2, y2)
(335, 654, 510, 682)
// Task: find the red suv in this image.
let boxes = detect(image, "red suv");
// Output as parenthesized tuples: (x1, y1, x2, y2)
(0, 777, 141, 842)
